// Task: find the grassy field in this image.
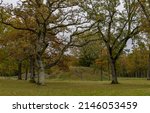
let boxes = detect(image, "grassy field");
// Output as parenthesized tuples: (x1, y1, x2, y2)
(0, 78, 150, 96)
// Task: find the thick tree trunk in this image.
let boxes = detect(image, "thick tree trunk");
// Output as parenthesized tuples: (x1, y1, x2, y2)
(35, 31, 48, 85)
(29, 56, 36, 83)
(110, 58, 118, 84)
(107, 58, 111, 81)
(18, 61, 22, 80)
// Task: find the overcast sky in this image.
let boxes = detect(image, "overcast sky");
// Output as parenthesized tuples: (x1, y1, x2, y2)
(3, 0, 19, 4)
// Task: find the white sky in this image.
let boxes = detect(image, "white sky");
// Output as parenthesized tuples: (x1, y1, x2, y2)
(3, 0, 19, 4)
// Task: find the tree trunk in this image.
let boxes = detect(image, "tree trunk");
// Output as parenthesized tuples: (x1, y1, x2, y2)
(110, 58, 118, 84)
(35, 31, 47, 85)
(36, 55, 45, 85)
(25, 66, 28, 80)
(147, 48, 150, 80)
(107, 58, 111, 81)
(30, 56, 36, 83)
(18, 61, 22, 80)
(100, 65, 103, 81)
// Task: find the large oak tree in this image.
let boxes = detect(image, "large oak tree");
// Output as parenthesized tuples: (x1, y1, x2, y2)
(79, 0, 141, 84)
(0, 0, 88, 84)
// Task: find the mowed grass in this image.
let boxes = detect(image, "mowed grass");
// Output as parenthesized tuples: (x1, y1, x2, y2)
(0, 78, 150, 96)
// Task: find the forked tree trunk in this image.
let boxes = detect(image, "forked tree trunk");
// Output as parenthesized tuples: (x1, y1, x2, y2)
(18, 61, 22, 80)
(110, 58, 118, 84)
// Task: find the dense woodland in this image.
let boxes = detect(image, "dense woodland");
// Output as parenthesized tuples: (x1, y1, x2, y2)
(0, 0, 150, 85)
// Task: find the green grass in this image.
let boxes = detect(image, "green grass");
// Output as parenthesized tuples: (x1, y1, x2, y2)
(0, 78, 150, 96)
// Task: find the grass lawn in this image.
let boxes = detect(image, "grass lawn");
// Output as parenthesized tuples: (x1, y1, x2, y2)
(0, 78, 150, 96)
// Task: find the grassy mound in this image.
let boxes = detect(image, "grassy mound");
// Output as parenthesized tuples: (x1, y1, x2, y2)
(48, 66, 110, 81)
